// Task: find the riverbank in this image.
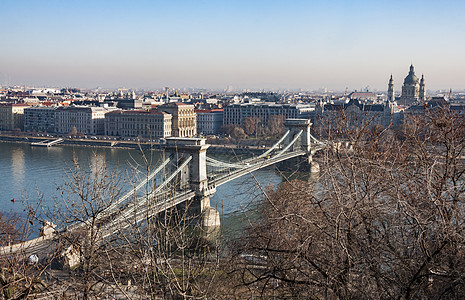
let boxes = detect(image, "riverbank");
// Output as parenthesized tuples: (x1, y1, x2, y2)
(0, 133, 267, 155)
(0, 134, 153, 149)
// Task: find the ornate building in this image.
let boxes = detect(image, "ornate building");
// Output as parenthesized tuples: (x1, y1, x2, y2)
(400, 64, 425, 106)
(158, 103, 197, 137)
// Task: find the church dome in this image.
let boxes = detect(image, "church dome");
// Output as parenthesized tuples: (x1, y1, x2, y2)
(403, 65, 419, 85)
(404, 73, 419, 85)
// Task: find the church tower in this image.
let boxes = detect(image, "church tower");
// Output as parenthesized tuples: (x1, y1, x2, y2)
(401, 64, 420, 106)
(419, 74, 426, 101)
(387, 74, 395, 101)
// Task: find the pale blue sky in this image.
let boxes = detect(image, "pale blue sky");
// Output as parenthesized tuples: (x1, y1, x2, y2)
(1, 0, 464, 91)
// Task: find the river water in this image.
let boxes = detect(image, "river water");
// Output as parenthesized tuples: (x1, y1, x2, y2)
(0, 142, 282, 238)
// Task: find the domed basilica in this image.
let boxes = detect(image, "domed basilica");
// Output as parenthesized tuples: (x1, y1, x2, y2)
(388, 65, 426, 106)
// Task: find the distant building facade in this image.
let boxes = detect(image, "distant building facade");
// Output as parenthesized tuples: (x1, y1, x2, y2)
(402, 96, 465, 118)
(347, 92, 377, 101)
(24, 106, 57, 133)
(195, 109, 223, 135)
(55, 106, 108, 135)
(315, 99, 399, 127)
(0, 103, 29, 131)
(104, 109, 172, 138)
(158, 103, 196, 137)
(223, 102, 314, 126)
(115, 99, 143, 110)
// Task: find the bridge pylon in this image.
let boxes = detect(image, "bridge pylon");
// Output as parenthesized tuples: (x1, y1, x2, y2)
(163, 138, 220, 230)
(284, 119, 319, 173)
(284, 119, 312, 153)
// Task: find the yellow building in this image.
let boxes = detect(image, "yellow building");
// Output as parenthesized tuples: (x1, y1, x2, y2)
(0, 103, 29, 131)
(159, 103, 196, 137)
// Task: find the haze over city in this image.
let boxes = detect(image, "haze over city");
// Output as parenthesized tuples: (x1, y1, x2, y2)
(1, 0, 464, 91)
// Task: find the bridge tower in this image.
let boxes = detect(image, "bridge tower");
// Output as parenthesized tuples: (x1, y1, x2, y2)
(284, 119, 319, 173)
(163, 137, 220, 229)
(284, 119, 311, 152)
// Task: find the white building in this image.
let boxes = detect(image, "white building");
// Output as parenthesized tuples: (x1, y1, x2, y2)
(55, 106, 110, 135)
(104, 109, 172, 139)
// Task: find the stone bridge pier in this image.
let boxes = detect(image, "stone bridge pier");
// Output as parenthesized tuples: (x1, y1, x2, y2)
(163, 138, 220, 231)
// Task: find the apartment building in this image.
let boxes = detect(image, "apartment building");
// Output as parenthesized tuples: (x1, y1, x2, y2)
(0, 103, 29, 131)
(195, 109, 223, 135)
(105, 109, 172, 138)
(223, 102, 314, 126)
(24, 106, 57, 132)
(55, 106, 109, 135)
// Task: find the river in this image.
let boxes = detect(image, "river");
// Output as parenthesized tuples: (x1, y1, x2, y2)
(0, 142, 282, 238)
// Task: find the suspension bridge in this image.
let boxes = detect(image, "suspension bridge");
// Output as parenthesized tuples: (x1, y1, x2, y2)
(0, 119, 326, 267)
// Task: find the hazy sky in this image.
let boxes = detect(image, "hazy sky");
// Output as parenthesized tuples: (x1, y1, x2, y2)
(1, 0, 464, 91)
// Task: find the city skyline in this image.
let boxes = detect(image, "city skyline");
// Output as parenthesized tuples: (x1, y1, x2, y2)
(1, 0, 464, 91)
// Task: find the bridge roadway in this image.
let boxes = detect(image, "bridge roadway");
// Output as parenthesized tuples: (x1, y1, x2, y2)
(211, 150, 307, 187)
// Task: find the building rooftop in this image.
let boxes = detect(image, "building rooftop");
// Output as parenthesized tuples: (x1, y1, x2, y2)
(107, 109, 168, 115)
(0, 102, 30, 107)
(323, 99, 387, 112)
(195, 109, 223, 113)
(161, 102, 191, 106)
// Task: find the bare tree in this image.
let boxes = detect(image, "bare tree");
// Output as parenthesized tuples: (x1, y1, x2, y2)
(266, 114, 285, 138)
(89, 148, 223, 299)
(0, 213, 21, 247)
(220, 124, 237, 137)
(50, 151, 123, 299)
(253, 116, 263, 138)
(0, 208, 54, 298)
(70, 126, 78, 136)
(243, 117, 255, 136)
(231, 127, 247, 144)
(230, 108, 465, 299)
